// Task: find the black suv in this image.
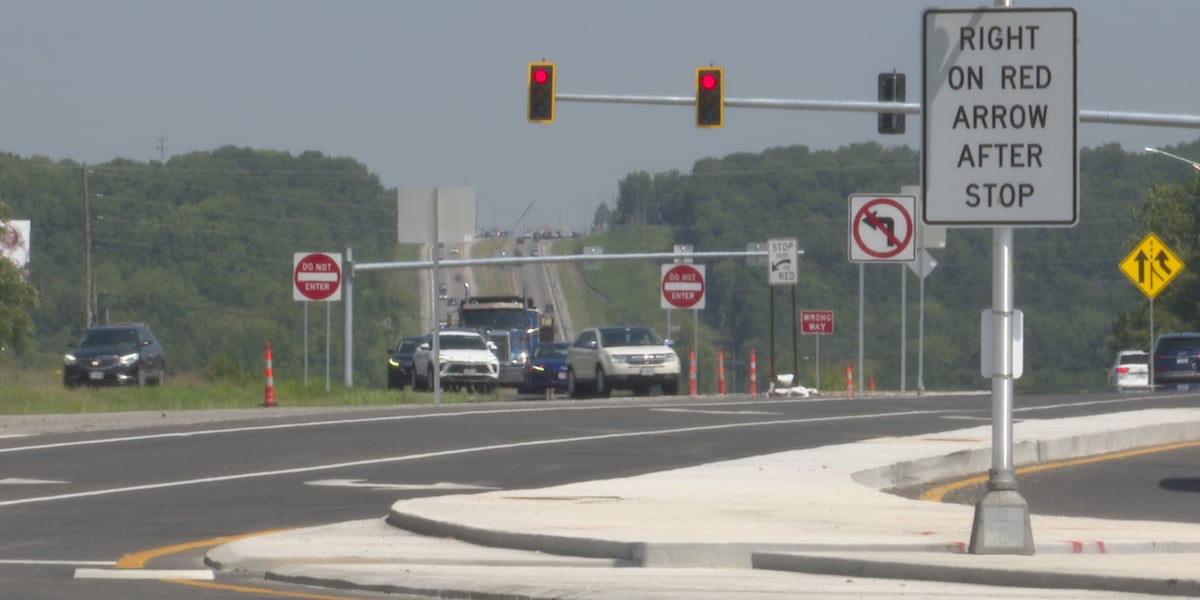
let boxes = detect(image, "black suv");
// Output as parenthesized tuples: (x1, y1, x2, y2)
(1152, 332, 1200, 387)
(63, 323, 166, 387)
(386, 335, 423, 390)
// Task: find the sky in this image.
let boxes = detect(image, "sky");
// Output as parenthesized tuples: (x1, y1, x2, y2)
(2, 0, 1198, 234)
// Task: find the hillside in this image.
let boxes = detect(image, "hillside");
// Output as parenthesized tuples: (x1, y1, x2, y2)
(1, 139, 1199, 393)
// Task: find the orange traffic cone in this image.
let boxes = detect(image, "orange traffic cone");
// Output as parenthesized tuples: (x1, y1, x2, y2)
(748, 349, 758, 397)
(717, 349, 726, 396)
(846, 363, 853, 398)
(263, 340, 277, 408)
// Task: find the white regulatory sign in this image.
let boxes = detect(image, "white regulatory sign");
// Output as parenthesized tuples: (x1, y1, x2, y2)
(848, 195, 916, 263)
(922, 7, 1078, 227)
(767, 238, 797, 286)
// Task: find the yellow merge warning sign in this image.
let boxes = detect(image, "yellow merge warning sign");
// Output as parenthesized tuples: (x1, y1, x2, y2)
(1119, 233, 1184, 299)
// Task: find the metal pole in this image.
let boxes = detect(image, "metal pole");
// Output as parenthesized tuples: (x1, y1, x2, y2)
(325, 300, 331, 392)
(432, 188, 442, 405)
(693, 309, 699, 391)
(791, 285, 798, 379)
(343, 247, 353, 388)
(1149, 298, 1155, 389)
(918, 255, 926, 394)
(969, 225, 1033, 554)
(857, 263, 864, 396)
(769, 288, 776, 383)
(304, 302, 309, 387)
(900, 263, 907, 395)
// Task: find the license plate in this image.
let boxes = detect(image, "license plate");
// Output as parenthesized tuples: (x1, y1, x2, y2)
(640, 367, 655, 375)
(464, 368, 477, 375)
(88, 371, 104, 380)
(557, 372, 567, 380)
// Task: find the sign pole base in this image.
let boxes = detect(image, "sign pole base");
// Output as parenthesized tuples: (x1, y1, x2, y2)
(968, 474, 1034, 555)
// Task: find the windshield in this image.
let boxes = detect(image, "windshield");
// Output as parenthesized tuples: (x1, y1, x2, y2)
(533, 343, 570, 359)
(438, 334, 488, 350)
(460, 309, 527, 330)
(599, 327, 661, 348)
(80, 328, 139, 348)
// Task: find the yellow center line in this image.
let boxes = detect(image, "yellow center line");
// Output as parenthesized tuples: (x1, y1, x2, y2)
(921, 440, 1200, 502)
(120, 528, 367, 599)
(117, 529, 292, 568)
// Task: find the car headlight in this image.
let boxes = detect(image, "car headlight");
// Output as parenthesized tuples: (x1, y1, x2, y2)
(64, 353, 78, 366)
(117, 352, 140, 367)
(611, 354, 631, 364)
(388, 358, 399, 367)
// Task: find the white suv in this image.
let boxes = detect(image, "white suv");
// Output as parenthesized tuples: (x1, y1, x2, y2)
(567, 326, 680, 397)
(411, 328, 500, 393)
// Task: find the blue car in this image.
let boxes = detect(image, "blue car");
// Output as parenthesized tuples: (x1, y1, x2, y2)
(523, 342, 570, 394)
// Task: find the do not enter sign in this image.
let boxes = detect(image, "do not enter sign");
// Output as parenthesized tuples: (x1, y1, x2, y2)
(661, 263, 705, 310)
(294, 252, 343, 301)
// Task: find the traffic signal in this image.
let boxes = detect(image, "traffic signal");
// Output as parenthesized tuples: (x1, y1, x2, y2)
(695, 67, 724, 128)
(878, 72, 905, 134)
(528, 62, 556, 123)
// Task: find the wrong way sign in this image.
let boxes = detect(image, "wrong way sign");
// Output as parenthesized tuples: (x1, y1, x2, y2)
(848, 194, 916, 262)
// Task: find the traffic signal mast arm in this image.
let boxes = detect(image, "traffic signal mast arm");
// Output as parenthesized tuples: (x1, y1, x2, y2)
(548, 92, 1200, 129)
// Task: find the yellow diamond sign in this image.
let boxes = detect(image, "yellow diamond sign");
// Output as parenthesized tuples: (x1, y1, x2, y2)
(1119, 233, 1184, 299)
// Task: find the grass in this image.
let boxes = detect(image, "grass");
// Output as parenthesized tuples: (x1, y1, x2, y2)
(0, 363, 503, 415)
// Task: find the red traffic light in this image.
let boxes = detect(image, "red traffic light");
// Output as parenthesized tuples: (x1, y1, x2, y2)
(532, 68, 549, 85)
(699, 72, 718, 90)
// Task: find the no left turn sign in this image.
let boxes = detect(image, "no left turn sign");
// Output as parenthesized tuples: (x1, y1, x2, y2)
(848, 195, 916, 263)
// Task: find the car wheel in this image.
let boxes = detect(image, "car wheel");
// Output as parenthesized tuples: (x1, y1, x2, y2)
(411, 366, 422, 391)
(595, 366, 611, 398)
(567, 367, 584, 398)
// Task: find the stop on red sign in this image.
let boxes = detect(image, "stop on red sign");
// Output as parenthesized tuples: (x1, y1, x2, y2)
(661, 263, 706, 310)
(293, 252, 343, 301)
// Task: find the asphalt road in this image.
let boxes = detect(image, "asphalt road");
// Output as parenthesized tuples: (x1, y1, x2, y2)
(1, 389, 1196, 599)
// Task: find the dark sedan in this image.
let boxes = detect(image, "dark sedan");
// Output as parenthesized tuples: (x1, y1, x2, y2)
(387, 335, 423, 390)
(523, 342, 570, 394)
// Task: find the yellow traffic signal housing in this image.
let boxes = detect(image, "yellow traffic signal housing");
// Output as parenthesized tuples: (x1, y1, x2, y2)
(528, 62, 556, 123)
(695, 67, 724, 128)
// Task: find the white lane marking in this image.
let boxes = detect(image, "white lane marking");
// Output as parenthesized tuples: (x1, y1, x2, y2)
(0, 478, 67, 485)
(0, 434, 32, 440)
(0, 396, 894, 455)
(0, 409, 937, 508)
(74, 568, 213, 580)
(305, 479, 497, 491)
(0, 559, 113, 566)
(653, 408, 782, 416)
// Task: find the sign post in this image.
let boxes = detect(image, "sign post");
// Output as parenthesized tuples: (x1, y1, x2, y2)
(924, 5, 1077, 555)
(769, 239, 799, 384)
(1119, 233, 1185, 387)
(801, 310, 834, 390)
(294, 252, 343, 392)
(663, 263, 705, 392)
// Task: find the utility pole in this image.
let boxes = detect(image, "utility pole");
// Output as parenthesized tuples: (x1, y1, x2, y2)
(82, 165, 93, 329)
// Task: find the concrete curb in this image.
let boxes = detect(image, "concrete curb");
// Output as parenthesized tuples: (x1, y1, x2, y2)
(751, 551, 1200, 598)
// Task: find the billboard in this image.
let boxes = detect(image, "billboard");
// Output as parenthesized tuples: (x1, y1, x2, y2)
(1, 219, 30, 278)
(396, 187, 477, 244)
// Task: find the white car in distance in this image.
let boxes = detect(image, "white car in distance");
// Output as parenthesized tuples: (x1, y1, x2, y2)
(411, 328, 500, 394)
(567, 325, 680, 397)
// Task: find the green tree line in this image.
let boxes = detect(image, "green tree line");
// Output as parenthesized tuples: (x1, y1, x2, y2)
(588, 140, 1200, 393)
(1, 139, 1198, 393)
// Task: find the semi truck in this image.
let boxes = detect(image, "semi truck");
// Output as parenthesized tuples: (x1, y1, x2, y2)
(457, 293, 555, 388)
